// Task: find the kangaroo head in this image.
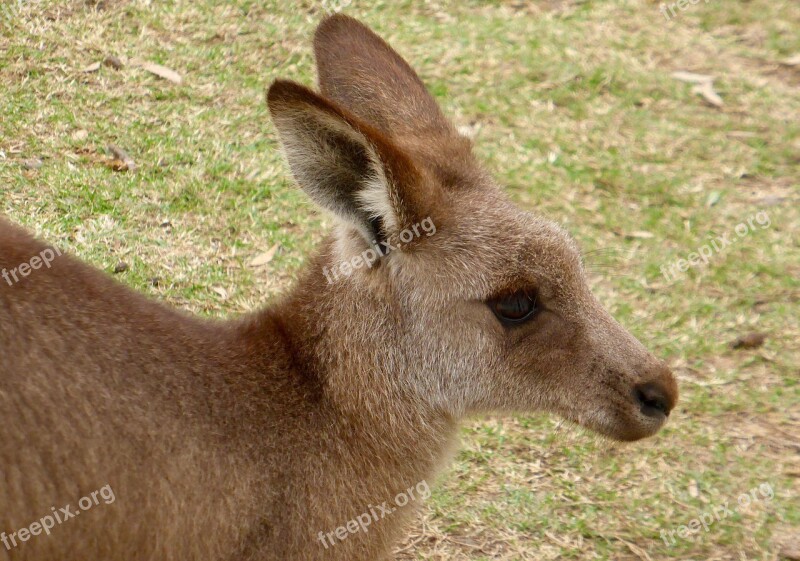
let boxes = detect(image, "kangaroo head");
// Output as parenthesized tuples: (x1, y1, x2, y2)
(267, 15, 677, 442)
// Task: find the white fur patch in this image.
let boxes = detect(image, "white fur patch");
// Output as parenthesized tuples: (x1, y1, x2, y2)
(356, 170, 398, 233)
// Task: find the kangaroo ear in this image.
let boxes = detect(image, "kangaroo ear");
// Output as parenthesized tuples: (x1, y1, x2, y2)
(313, 14, 453, 138)
(267, 80, 436, 247)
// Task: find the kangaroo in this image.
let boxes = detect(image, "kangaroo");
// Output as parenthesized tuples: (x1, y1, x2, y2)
(0, 14, 678, 561)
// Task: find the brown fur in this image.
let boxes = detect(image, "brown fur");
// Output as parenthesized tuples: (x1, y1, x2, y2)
(0, 15, 677, 561)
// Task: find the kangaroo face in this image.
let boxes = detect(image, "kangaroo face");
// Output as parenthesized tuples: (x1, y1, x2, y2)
(385, 187, 678, 441)
(269, 14, 677, 442)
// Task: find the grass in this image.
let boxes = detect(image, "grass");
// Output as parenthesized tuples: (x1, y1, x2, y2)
(1, 0, 798, 559)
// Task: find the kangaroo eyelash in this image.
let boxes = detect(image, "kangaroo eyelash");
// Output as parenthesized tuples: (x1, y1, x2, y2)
(487, 290, 539, 326)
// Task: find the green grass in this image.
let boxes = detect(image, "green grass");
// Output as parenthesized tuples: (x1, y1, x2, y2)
(2, 1, 798, 559)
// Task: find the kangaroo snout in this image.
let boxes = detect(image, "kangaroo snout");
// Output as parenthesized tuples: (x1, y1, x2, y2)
(617, 360, 678, 441)
(571, 308, 679, 441)
(633, 372, 678, 420)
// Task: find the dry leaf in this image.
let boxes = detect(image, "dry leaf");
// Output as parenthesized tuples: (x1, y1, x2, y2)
(106, 144, 136, 172)
(758, 196, 787, 207)
(781, 53, 800, 67)
(21, 158, 43, 170)
(731, 332, 767, 350)
(72, 129, 88, 141)
(705, 191, 722, 207)
(692, 81, 723, 108)
(671, 71, 722, 107)
(211, 286, 228, 300)
(249, 244, 280, 267)
(727, 131, 758, 140)
(140, 62, 183, 84)
(626, 231, 655, 239)
(671, 71, 713, 84)
(688, 480, 699, 498)
(81, 61, 101, 73)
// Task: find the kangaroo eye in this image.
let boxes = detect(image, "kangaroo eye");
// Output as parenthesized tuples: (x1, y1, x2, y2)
(489, 291, 538, 325)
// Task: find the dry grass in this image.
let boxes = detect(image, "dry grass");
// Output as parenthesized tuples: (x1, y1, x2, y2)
(1, 1, 798, 560)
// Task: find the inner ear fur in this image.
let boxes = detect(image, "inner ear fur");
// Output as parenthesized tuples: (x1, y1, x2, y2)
(267, 80, 439, 243)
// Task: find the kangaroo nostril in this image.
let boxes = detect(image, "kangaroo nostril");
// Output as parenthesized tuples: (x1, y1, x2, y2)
(634, 382, 673, 418)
